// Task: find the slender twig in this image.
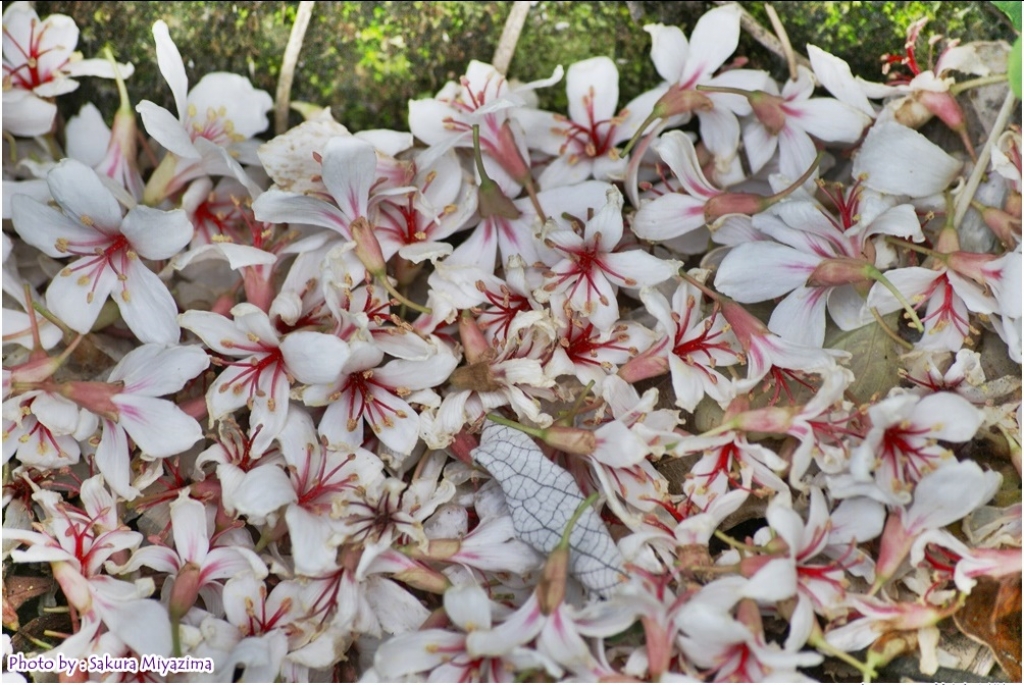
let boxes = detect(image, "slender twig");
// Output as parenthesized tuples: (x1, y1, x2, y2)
(870, 307, 914, 351)
(492, 1, 531, 75)
(952, 89, 1017, 230)
(764, 4, 797, 81)
(713, 1, 811, 72)
(275, 1, 316, 135)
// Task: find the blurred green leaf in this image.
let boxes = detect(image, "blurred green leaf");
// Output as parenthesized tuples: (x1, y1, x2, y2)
(992, 1, 1022, 31)
(824, 314, 904, 405)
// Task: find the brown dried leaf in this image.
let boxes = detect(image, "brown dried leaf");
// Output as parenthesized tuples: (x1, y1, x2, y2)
(953, 574, 1023, 681)
(2, 576, 56, 630)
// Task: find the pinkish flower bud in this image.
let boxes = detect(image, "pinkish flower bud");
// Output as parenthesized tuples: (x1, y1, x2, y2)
(945, 250, 999, 285)
(976, 203, 1022, 249)
(540, 425, 597, 455)
(617, 348, 670, 383)
(873, 511, 913, 589)
(642, 615, 673, 679)
(748, 90, 788, 136)
(653, 85, 714, 120)
(805, 257, 871, 288)
(1005, 189, 1022, 219)
(392, 563, 451, 595)
(57, 380, 121, 420)
(717, 297, 768, 353)
(917, 90, 966, 134)
(457, 310, 493, 366)
(537, 545, 570, 615)
(168, 561, 202, 621)
(703, 192, 768, 225)
(351, 216, 387, 276)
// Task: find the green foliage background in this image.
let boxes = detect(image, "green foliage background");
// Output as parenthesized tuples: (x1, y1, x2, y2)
(20, 1, 1018, 133)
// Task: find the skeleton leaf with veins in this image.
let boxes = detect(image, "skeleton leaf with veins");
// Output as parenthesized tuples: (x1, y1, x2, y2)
(471, 421, 627, 596)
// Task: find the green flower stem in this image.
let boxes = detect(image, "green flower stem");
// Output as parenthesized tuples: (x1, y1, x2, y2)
(863, 264, 924, 332)
(949, 74, 1009, 96)
(485, 413, 547, 440)
(559, 492, 600, 550)
(378, 275, 432, 315)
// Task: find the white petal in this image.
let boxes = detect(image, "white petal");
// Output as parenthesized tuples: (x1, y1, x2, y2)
(47, 158, 123, 232)
(681, 4, 741, 84)
(116, 258, 181, 344)
(46, 258, 117, 335)
(645, 24, 688, 84)
(152, 20, 188, 120)
(114, 395, 204, 458)
(109, 343, 209, 396)
(807, 45, 875, 117)
(853, 119, 962, 198)
(444, 584, 493, 632)
(768, 286, 829, 348)
(715, 242, 820, 302)
(121, 206, 194, 260)
(280, 332, 350, 385)
(136, 101, 199, 158)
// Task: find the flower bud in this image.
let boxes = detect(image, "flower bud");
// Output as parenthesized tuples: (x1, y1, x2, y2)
(351, 216, 387, 277)
(872, 511, 913, 590)
(540, 425, 597, 455)
(168, 561, 202, 621)
(57, 380, 121, 420)
(457, 310, 493, 366)
(945, 250, 999, 285)
(805, 257, 871, 288)
(653, 86, 714, 120)
(748, 91, 787, 136)
(537, 545, 570, 615)
(976, 203, 1022, 249)
(392, 563, 451, 595)
(703, 192, 768, 226)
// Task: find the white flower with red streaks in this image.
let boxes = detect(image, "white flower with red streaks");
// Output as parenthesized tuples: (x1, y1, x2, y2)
(109, 491, 266, 607)
(3, 390, 95, 469)
(549, 307, 654, 392)
(742, 66, 871, 180)
(254, 136, 414, 245)
(222, 571, 304, 641)
(832, 391, 984, 506)
(467, 588, 640, 680)
(2, 2, 133, 136)
(409, 60, 562, 192)
(137, 21, 272, 199)
(638, 5, 765, 166)
(538, 188, 674, 332)
(11, 158, 194, 343)
(744, 489, 854, 650)
(676, 582, 822, 681)
(514, 57, 639, 189)
(82, 343, 209, 500)
(716, 184, 923, 348)
(637, 278, 742, 411)
(870, 247, 1020, 353)
(864, 459, 1001, 587)
(632, 131, 723, 241)
(426, 314, 558, 447)
(302, 338, 457, 454)
(179, 303, 350, 457)
(6, 479, 171, 658)
(374, 148, 477, 263)
(372, 584, 561, 681)
(444, 179, 613, 276)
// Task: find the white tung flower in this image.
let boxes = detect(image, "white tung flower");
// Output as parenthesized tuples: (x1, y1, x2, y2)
(11, 159, 194, 343)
